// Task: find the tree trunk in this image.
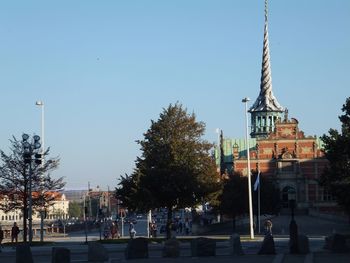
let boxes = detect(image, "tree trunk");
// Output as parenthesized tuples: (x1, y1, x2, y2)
(22, 204, 27, 242)
(232, 213, 236, 233)
(166, 206, 173, 239)
(22, 170, 28, 242)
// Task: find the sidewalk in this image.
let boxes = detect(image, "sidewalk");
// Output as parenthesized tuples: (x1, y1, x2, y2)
(0, 239, 349, 263)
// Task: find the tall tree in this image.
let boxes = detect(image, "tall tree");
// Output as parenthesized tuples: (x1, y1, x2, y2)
(0, 136, 65, 242)
(219, 172, 248, 232)
(256, 174, 280, 215)
(68, 201, 83, 219)
(219, 171, 280, 233)
(116, 103, 222, 238)
(320, 97, 350, 214)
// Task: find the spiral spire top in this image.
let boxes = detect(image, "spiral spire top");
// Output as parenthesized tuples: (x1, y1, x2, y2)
(250, 0, 284, 113)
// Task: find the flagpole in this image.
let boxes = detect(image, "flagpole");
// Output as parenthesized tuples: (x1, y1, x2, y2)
(242, 97, 254, 240)
(258, 180, 261, 234)
(254, 171, 261, 234)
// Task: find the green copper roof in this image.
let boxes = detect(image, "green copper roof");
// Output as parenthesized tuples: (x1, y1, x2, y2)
(215, 138, 256, 166)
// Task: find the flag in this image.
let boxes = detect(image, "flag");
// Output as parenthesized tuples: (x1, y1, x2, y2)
(254, 172, 260, 191)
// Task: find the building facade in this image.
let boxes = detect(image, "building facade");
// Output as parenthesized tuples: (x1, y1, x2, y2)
(0, 192, 69, 224)
(216, 0, 335, 214)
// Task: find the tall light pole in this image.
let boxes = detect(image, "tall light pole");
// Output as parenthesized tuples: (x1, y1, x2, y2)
(242, 97, 254, 239)
(36, 100, 45, 242)
(22, 133, 41, 244)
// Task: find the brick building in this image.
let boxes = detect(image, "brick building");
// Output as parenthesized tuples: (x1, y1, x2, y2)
(216, 1, 335, 214)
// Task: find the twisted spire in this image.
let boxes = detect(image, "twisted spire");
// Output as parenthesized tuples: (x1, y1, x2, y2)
(250, 0, 284, 112)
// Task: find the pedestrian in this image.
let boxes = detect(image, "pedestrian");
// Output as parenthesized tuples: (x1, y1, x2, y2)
(129, 222, 136, 239)
(103, 223, 110, 239)
(110, 222, 117, 239)
(0, 225, 4, 252)
(115, 221, 120, 238)
(178, 221, 183, 234)
(264, 220, 273, 235)
(11, 222, 20, 246)
(185, 218, 190, 235)
(151, 222, 157, 238)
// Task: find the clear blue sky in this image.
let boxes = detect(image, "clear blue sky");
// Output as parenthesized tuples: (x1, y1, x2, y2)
(0, 0, 349, 190)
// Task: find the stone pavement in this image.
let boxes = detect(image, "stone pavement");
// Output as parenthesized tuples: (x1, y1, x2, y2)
(0, 240, 349, 263)
(0, 215, 349, 262)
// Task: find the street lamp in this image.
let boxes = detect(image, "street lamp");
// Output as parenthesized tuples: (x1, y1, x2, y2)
(35, 101, 44, 153)
(288, 188, 299, 253)
(22, 133, 41, 244)
(36, 100, 45, 243)
(242, 97, 254, 240)
(288, 188, 296, 220)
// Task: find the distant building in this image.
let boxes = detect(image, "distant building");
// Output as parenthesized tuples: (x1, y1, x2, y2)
(62, 189, 88, 203)
(62, 186, 120, 220)
(0, 191, 69, 225)
(87, 190, 119, 219)
(216, 1, 336, 215)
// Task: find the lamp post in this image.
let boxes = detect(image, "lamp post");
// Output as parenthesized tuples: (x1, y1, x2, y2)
(289, 191, 296, 221)
(242, 97, 254, 240)
(36, 100, 45, 243)
(84, 194, 88, 243)
(22, 133, 41, 244)
(288, 188, 299, 253)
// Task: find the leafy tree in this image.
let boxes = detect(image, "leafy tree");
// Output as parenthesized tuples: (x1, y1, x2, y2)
(257, 175, 281, 215)
(219, 171, 280, 233)
(219, 171, 248, 232)
(68, 201, 83, 219)
(320, 97, 350, 214)
(116, 103, 222, 238)
(0, 136, 65, 242)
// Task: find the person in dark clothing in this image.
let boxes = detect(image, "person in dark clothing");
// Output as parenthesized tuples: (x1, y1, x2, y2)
(0, 225, 4, 252)
(11, 222, 20, 244)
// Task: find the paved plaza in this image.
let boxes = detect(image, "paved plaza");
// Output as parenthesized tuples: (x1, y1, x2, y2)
(0, 215, 349, 262)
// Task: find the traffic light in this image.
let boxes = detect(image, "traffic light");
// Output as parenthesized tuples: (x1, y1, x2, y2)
(35, 153, 42, 165)
(23, 152, 31, 164)
(84, 206, 88, 215)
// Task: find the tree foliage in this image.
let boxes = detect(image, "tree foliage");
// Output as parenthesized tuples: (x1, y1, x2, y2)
(320, 97, 350, 214)
(0, 136, 65, 241)
(68, 201, 83, 219)
(116, 103, 222, 238)
(219, 171, 248, 232)
(218, 171, 280, 232)
(252, 172, 281, 215)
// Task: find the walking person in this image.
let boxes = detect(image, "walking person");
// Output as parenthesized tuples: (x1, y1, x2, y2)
(151, 221, 157, 238)
(264, 219, 273, 235)
(185, 218, 190, 235)
(129, 222, 136, 239)
(0, 225, 4, 252)
(110, 222, 118, 239)
(11, 222, 20, 248)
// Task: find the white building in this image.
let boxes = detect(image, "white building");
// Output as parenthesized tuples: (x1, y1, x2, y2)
(0, 192, 69, 225)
